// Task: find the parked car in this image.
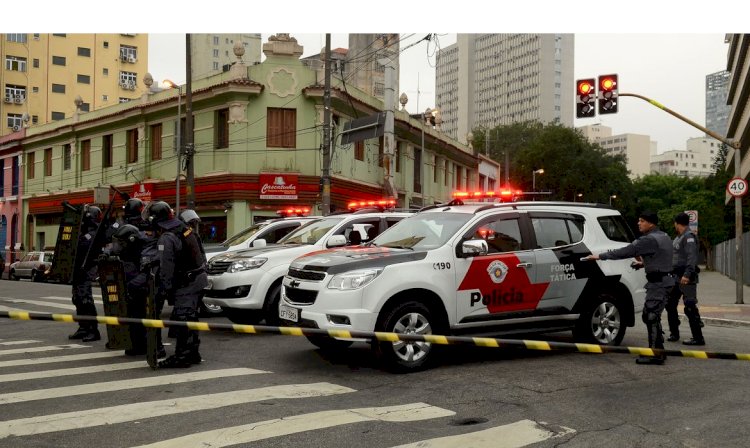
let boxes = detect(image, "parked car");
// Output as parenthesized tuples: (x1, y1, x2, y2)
(281, 199, 647, 372)
(9, 251, 55, 282)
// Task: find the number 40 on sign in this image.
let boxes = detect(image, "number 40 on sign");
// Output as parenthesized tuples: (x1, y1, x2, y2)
(727, 177, 749, 197)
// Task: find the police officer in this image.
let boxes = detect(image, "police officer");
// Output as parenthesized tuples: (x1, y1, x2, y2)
(68, 205, 102, 342)
(666, 212, 705, 346)
(148, 201, 207, 368)
(123, 198, 148, 229)
(584, 211, 674, 365)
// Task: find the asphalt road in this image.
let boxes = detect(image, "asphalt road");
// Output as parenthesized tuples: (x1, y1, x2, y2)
(2, 279, 750, 447)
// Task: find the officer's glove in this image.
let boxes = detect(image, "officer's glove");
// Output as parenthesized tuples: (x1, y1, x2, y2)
(630, 261, 644, 270)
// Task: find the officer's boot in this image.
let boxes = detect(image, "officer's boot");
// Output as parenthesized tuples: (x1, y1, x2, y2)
(185, 330, 202, 365)
(683, 304, 706, 346)
(82, 323, 101, 342)
(156, 330, 166, 359)
(158, 326, 192, 368)
(68, 326, 88, 340)
(637, 322, 665, 365)
(665, 291, 680, 341)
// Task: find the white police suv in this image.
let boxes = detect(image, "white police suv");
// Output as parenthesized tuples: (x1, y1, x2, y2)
(204, 202, 412, 326)
(280, 200, 647, 372)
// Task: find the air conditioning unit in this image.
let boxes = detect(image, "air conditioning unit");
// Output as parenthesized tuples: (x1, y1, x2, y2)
(14, 96, 23, 104)
(127, 82, 136, 90)
(127, 56, 136, 63)
(119, 81, 129, 89)
(3, 96, 11, 103)
(12, 125, 20, 132)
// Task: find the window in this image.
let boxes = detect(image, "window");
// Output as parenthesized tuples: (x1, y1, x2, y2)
(103, 41, 109, 48)
(44, 148, 52, 177)
(126, 129, 138, 163)
(213, 49, 219, 58)
(102, 95, 108, 102)
(33, 34, 39, 40)
(4, 85, 26, 101)
(102, 134, 113, 168)
(119, 98, 131, 104)
(395, 144, 401, 173)
(51, 83, 65, 94)
(77, 74, 90, 84)
(32, 115, 38, 124)
(7, 34, 27, 43)
(213, 61, 219, 70)
(444, 160, 450, 186)
(119, 71, 137, 88)
(378, 137, 384, 167)
(63, 144, 71, 170)
(52, 56, 66, 66)
(33, 59, 39, 68)
(103, 68, 108, 76)
(216, 109, 229, 149)
(80, 102, 90, 112)
(5, 56, 27, 72)
(413, 148, 422, 192)
(51, 111, 64, 121)
(471, 217, 523, 254)
(354, 141, 365, 161)
(150, 124, 162, 161)
(12, 155, 19, 195)
(27, 152, 35, 179)
(119, 45, 137, 62)
(266, 108, 296, 148)
(0, 159, 4, 197)
(81, 140, 91, 171)
(53, 33, 67, 37)
(78, 47, 91, 57)
(597, 215, 635, 243)
(531, 216, 584, 248)
(455, 165, 462, 189)
(213, 36, 219, 45)
(434, 157, 439, 183)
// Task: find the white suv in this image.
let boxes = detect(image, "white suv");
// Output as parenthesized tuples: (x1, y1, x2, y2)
(280, 201, 647, 372)
(204, 209, 412, 325)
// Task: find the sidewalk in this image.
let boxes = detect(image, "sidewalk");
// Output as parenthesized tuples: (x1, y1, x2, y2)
(676, 267, 750, 328)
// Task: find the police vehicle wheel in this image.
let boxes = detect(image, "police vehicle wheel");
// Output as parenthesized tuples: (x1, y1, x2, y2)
(573, 293, 626, 345)
(9, 270, 18, 281)
(306, 335, 354, 351)
(199, 300, 223, 317)
(262, 284, 282, 326)
(224, 308, 262, 325)
(373, 301, 440, 373)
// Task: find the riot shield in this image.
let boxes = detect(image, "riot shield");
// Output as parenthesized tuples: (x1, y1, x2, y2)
(47, 202, 83, 284)
(97, 256, 131, 350)
(146, 267, 159, 369)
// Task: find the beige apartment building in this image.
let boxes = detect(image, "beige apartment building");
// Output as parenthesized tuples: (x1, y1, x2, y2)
(578, 124, 654, 179)
(1, 33, 147, 136)
(190, 34, 262, 81)
(651, 137, 721, 178)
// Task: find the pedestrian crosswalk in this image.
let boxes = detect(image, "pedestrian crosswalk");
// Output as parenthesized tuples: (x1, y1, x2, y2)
(0, 335, 578, 447)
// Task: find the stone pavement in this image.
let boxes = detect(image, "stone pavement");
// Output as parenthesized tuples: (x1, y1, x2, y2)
(674, 266, 750, 328)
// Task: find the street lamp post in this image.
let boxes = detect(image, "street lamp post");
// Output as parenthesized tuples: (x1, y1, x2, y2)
(609, 194, 617, 206)
(163, 80, 182, 216)
(532, 168, 544, 192)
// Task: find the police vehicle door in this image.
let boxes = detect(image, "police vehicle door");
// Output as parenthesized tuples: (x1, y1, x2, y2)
(455, 212, 543, 322)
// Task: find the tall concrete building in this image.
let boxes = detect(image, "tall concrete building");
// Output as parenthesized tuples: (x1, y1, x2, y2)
(190, 34, 262, 81)
(347, 34, 399, 103)
(651, 137, 721, 178)
(1, 33, 148, 137)
(578, 124, 654, 179)
(706, 70, 731, 138)
(725, 34, 750, 186)
(301, 47, 349, 85)
(435, 34, 574, 143)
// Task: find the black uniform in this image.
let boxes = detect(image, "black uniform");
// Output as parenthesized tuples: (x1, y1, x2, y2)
(600, 224, 674, 364)
(69, 224, 101, 342)
(155, 217, 207, 368)
(666, 226, 704, 345)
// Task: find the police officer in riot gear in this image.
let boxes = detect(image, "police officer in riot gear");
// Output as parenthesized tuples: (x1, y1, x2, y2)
(148, 201, 207, 368)
(124, 198, 148, 229)
(69, 205, 103, 342)
(666, 212, 705, 346)
(584, 211, 674, 365)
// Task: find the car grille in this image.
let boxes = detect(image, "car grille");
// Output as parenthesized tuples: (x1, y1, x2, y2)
(285, 287, 318, 304)
(207, 260, 232, 275)
(287, 267, 326, 281)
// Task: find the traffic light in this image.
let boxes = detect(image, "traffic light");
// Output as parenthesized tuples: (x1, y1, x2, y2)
(575, 79, 596, 118)
(598, 74, 618, 114)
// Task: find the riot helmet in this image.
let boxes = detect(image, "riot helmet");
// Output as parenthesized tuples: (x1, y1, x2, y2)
(123, 198, 145, 219)
(180, 209, 200, 225)
(83, 205, 103, 227)
(146, 201, 174, 227)
(110, 224, 141, 255)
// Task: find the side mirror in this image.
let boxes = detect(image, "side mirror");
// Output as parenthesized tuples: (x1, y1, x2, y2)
(326, 235, 347, 248)
(251, 239, 267, 248)
(460, 239, 488, 258)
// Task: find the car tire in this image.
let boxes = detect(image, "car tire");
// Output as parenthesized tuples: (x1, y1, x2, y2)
(198, 298, 223, 317)
(224, 308, 262, 325)
(306, 335, 354, 351)
(262, 284, 282, 327)
(9, 269, 18, 281)
(372, 301, 441, 373)
(573, 292, 627, 345)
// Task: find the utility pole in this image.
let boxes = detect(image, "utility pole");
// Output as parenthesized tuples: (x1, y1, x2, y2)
(381, 52, 397, 199)
(185, 33, 195, 210)
(321, 34, 332, 216)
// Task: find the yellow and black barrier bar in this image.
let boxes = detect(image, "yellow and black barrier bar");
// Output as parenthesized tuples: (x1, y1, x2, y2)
(3, 310, 749, 361)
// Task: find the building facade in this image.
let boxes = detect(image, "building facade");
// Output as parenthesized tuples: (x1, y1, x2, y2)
(577, 124, 653, 179)
(650, 137, 722, 177)
(435, 34, 574, 143)
(725, 34, 750, 185)
(347, 34, 400, 104)
(2, 34, 490, 271)
(706, 70, 731, 139)
(1, 33, 148, 137)
(191, 34, 262, 81)
(0, 130, 23, 267)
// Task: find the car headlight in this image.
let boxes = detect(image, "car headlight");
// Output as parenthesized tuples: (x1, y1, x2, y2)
(328, 268, 383, 290)
(227, 258, 267, 273)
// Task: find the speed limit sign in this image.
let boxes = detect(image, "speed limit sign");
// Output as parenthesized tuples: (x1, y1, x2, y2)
(727, 177, 749, 197)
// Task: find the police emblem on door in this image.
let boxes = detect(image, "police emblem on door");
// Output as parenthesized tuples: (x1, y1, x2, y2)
(487, 260, 509, 284)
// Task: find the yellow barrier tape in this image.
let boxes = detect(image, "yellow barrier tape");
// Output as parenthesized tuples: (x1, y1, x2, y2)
(187, 322, 211, 331)
(328, 329, 353, 339)
(232, 324, 257, 334)
(524, 340, 551, 351)
(375, 332, 400, 342)
(575, 343, 604, 354)
(279, 327, 304, 336)
(680, 350, 709, 359)
(473, 337, 500, 348)
(629, 347, 655, 356)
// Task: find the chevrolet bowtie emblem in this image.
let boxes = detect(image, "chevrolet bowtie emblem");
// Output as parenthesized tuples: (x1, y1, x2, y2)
(289, 279, 300, 288)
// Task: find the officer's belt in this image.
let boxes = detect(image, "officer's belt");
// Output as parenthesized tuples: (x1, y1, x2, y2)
(645, 271, 669, 282)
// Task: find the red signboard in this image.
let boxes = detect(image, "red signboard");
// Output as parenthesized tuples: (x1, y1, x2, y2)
(259, 174, 298, 200)
(132, 183, 154, 202)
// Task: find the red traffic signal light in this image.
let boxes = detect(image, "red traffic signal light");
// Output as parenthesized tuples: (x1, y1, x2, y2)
(598, 74, 618, 114)
(576, 79, 596, 118)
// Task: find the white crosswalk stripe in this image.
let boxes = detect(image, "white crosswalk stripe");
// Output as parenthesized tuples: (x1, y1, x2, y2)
(0, 350, 125, 368)
(0, 298, 75, 310)
(0, 344, 89, 357)
(0, 360, 145, 383)
(0, 340, 42, 346)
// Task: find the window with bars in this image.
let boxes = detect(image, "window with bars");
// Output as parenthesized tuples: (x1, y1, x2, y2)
(27, 152, 35, 179)
(119, 45, 138, 62)
(5, 56, 27, 72)
(266, 108, 296, 148)
(102, 134, 113, 168)
(6, 34, 27, 43)
(126, 129, 138, 164)
(81, 140, 91, 171)
(354, 141, 365, 161)
(151, 124, 162, 161)
(63, 144, 71, 171)
(6, 114, 22, 129)
(216, 109, 229, 149)
(44, 148, 52, 177)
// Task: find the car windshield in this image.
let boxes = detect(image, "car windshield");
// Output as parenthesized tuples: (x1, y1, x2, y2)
(278, 217, 344, 245)
(44, 253, 54, 263)
(220, 222, 268, 247)
(374, 212, 473, 250)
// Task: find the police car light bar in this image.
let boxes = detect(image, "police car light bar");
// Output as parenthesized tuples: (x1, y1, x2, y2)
(452, 190, 524, 201)
(276, 207, 310, 217)
(347, 198, 397, 210)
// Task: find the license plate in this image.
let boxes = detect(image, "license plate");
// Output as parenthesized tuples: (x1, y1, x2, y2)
(204, 278, 213, 290)
(279, 304, 299, 323)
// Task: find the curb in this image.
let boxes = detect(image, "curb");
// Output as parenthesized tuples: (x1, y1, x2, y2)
(679, 314, 750, 328)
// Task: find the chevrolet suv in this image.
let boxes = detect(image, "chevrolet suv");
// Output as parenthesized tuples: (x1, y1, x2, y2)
(204, 208, 412, 325)
(280, 201, 647, 372)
